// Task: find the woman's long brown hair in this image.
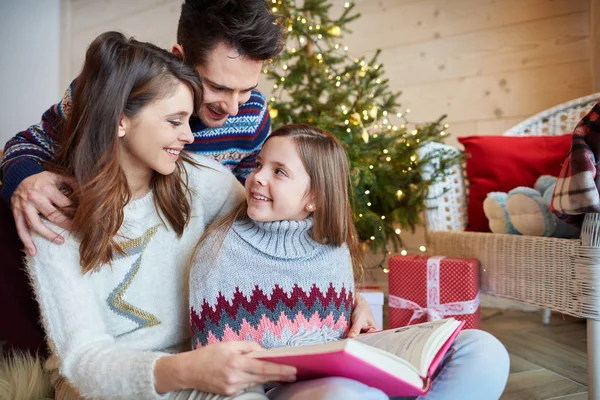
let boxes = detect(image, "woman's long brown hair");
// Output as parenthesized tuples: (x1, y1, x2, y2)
(49, 31, 203, 273)
(189, 124, 364, 279)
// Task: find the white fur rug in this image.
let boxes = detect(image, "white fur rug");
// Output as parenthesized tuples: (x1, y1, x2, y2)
(0, 351, 52, 400)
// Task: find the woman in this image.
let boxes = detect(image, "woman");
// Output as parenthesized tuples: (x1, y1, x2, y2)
(26, 31, 296, 399)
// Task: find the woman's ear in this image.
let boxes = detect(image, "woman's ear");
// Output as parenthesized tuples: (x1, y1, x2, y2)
(118, 115, 129, 138)
(172, 44, 185, 61)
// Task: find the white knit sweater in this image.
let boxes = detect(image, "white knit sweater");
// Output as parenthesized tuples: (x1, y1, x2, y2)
(26, 155, 244, 400)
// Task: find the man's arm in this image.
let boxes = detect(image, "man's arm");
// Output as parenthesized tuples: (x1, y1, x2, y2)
(1, 81, 74, 204)
(231, 93, 271, 184)
(1, 81, 76, 255)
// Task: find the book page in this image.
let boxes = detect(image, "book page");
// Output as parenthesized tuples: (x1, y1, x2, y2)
(353, 319, 454, 375)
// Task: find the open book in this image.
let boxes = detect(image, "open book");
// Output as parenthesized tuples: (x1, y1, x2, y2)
(249, 318, 464, 396)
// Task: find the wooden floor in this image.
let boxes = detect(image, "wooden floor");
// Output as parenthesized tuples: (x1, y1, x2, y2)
(480, 308, 588, 400)
(379, 306, 588, 399)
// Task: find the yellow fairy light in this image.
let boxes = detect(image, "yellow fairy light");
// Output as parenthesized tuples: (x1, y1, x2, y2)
(318, 34, 323, 39)
(288, 26, 293, 32)
(396, 189, 403, 199)
(282, 65, 288, 70)
(328, 26, 341, 37)
(344, 46, 349, 51)
(272, 7, 277, 12)
(444, 123, 449, 128)
(367, 202, 372, 207)
(350, 113, 361, 125)
(316, 25, 321, 29)
(382, 110, 388, 116)
(360, 61, 365, 66)
(440, 131, 446, 136)
(411, 129, 418, 135)
(401, 250, 408, 256)
(269, 108, 278, 119)
(344, 120, 349, 125)
(280, 77, 285, 82)
(383, 149, 388, 154)
(365, 190, 370, 194)
(359, 213, 363, 217)
(336, 81, 341, 87)
(369, 106, 378, 119)
(406, 108, 411, 113)
(263, 68, 268, 73)
(373, 134, 378, 138)
(335, 44, 340, 49)
(410, 155, 417, 162)
(376, 78, 381, 84)
(270, 97, 275, 102)
(382, 118, 388, 124)
(370, 236, 375, 240)
(396, 112, 403, 117)
(419, 246, 427, 252)
(316, 53, 322, 59)
(383, 268, 389, 274)
(309, 25, 313, 30)
(369, 165, 374, 169)
(346, 128, 351, 133)
(301, 18, 306, 23)
(386, 156, 391, 162)
(362, 129, 370, 143)
(299, 37, 305, 44)
(291, 48, 297, 53)
(392, 126, 398, 131)
(363, 115, 368, 120)
(344, 2, 350, 7)
(273, 84, 278, 89)
(381, 215, 386, 220)
(395, 228, 401, 234)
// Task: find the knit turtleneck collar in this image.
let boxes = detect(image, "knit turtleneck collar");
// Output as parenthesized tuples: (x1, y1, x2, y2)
(232, 217, 323, 259)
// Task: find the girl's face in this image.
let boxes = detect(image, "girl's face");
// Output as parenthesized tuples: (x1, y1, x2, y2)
(246, 136, 313, 222)
(118, 82, 195, 182)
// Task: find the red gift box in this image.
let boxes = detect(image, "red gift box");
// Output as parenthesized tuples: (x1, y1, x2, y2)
(388, 255, 480, 329)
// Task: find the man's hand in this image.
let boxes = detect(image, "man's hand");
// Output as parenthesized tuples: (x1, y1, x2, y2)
(156, 341, 297, 395)
(348, 292, 379, 338)
(11, 171, 75, 256)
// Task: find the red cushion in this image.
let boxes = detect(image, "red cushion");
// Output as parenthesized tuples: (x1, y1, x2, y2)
(458, 134, 572, 232)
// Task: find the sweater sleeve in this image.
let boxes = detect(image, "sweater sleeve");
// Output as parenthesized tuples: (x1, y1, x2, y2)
(231, 92, 271, 184)
(27, 229, 169, 400)
(0, 80, 76, 206)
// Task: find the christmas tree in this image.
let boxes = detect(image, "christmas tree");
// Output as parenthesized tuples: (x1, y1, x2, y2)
(264, 0, 460, 267)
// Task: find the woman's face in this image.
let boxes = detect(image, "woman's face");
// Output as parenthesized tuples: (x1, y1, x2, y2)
(246, 136, 313, 222)
(118, 82, 195, 183)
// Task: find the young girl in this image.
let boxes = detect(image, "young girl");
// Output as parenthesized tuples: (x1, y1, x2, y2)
(25, 31, 298, 399)
(189, 125, 510, 400)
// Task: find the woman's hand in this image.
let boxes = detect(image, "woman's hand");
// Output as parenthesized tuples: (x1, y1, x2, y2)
(155, 341, 297, 396)
(347, 293, 379, 338)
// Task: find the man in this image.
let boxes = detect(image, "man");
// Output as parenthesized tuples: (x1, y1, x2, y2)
(0, 0, 284, 355)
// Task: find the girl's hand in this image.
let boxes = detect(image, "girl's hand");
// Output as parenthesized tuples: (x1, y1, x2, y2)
(156, 341, 297, 396)
(347, 293, 379, 338)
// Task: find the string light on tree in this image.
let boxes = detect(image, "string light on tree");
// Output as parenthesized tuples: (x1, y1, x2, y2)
(265, 0, 460, 270)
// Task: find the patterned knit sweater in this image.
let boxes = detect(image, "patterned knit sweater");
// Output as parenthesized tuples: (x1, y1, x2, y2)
(0, 79, 270, 205)
(189, 218, 355, 350)
(26, 155, 244, 400)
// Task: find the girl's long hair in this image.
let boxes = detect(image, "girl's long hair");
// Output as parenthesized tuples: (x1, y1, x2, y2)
(48, 31, 203, 273)
(189, 124, 363, 278)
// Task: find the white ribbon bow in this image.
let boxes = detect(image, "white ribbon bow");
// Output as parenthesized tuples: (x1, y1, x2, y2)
(389, 256, 480, 324)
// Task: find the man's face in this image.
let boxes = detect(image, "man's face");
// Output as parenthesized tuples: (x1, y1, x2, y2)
(195, 42, 263, 128)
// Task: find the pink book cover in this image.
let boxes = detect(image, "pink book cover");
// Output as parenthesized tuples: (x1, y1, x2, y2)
(255, 321, 464, 397)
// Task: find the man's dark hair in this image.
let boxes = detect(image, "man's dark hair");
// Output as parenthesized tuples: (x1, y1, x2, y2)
(177, 0, 285, 66)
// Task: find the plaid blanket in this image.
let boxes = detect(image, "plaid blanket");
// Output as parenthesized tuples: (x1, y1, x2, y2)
(551, 101, 600, 225)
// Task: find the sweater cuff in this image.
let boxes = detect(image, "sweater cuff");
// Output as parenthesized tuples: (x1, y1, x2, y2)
(1, 158, 46, 207)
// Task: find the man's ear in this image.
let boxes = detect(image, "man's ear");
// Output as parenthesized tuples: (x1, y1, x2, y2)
(118, 115, 129, 138)
(172, 44, 184, 61)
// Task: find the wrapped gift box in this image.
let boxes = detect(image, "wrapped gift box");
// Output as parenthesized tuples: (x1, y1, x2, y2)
(388, 255, 480, 329)
(356, 286, 384, 329)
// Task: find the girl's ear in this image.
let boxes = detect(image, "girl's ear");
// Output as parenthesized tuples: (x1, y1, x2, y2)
(118, 114, 130, 138)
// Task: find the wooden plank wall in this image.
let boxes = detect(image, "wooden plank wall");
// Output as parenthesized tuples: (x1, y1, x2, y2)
(64, 0, 593, 147)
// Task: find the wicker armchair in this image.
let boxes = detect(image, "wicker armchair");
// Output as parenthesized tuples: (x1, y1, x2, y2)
(419, 93, 600, 398)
